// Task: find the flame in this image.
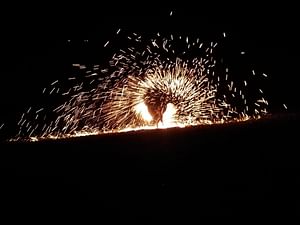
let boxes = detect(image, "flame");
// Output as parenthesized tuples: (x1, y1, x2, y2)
(158, 103, 178, 128)
(134, 102, 153, 122)
(135, 101, 179, 129)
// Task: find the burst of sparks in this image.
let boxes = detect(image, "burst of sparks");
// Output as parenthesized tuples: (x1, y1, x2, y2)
(12, 32, 270, 142)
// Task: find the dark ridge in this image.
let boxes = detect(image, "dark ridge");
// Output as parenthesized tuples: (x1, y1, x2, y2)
(1, 113, 299, 220)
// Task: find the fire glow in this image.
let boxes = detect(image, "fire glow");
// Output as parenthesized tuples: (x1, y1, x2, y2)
(13, 31, 269, 142)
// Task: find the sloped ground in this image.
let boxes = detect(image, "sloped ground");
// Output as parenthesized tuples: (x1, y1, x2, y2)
(1, 113, 299, 221)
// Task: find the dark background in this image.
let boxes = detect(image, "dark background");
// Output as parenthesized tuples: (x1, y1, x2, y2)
(1, 2, 299, 130)
(0, 1, 299, 221)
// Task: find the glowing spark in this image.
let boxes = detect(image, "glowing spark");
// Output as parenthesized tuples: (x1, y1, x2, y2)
(36, 108, 44, 113)
(257, 98, 268, 105)
(283, 104, 287, 109)
(50, 87, 56, 94)
(104, 41, 110, 47)
(26, 107, 32, 113)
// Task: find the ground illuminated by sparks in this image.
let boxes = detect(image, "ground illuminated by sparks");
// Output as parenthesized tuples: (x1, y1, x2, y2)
(12, 31, 269, 142)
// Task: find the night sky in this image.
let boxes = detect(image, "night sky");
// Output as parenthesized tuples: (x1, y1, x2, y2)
(1, 3, 299, 133)
(0, 2, 299, 221)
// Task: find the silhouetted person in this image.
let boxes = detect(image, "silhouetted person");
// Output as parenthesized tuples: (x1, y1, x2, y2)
(147, 102, 167, 126)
